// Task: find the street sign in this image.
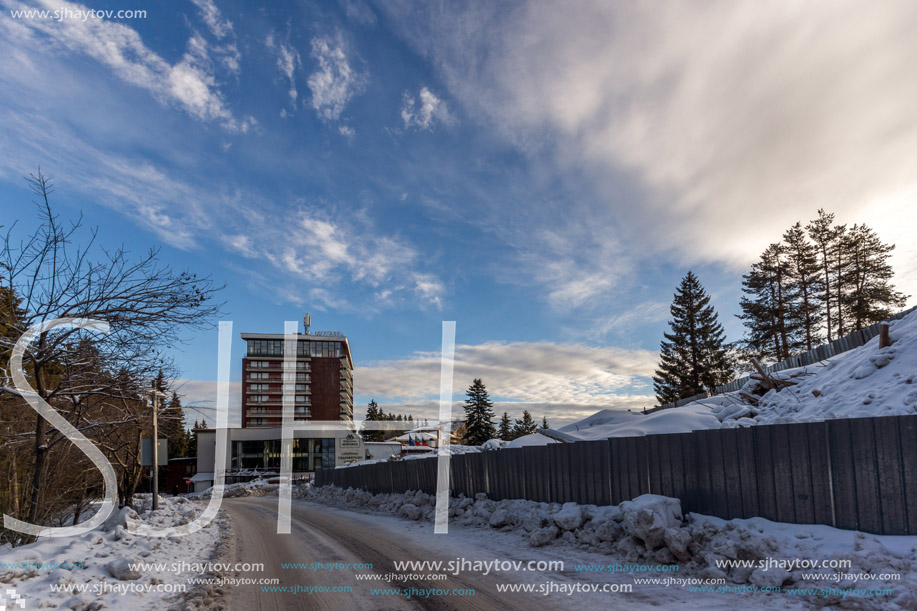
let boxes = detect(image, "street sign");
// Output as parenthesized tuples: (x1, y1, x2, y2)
(140, 439, 168, 466)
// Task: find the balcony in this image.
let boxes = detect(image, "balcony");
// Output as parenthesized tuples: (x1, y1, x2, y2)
(245, 362, 310, 373)
(246, 409, 311, 418)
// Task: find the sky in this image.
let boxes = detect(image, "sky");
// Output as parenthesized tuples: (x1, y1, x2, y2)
(1, 0, 916, 428)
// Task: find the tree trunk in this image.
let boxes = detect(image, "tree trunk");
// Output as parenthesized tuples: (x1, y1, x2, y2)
(820, 244, 833, 341)
(10, 449, 20, 520)
(27, 413, 48, 526)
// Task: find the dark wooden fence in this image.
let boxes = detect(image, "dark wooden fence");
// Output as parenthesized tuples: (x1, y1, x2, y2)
(315, 415, 917, 535)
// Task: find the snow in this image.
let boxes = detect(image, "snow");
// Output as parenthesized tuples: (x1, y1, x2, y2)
(559, 408, 640, 433)
(567, 404, 722, 439)
(505, 432, 559, 448)
(301, 484, 917, 609)
(0, 495, 230, 610)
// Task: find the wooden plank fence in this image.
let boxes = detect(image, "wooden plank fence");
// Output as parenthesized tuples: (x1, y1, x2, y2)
(314, 414, 917, 536)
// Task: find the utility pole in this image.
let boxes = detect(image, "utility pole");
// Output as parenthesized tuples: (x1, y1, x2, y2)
(146, 383, 168, 511)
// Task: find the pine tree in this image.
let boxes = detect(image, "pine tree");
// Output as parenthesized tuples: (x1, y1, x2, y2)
(738, 244, 807, 361)
(498, 412, 513, 441)
(843, 224, 907, 330)
(831, 223, 853, 337)
(806, 209, 841, 341)
(462, 378, 496, 445)
(654, 272, 734, 404)
(783, 222, 824, 351)
(512, 410, 538, 438)
(541, 416, 549, 430)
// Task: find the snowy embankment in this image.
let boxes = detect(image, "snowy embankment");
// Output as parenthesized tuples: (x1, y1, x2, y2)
(299, 485, 917, 609)
(196, 477, 282, 499)
(0, 495, 231, 611)
(563, 308, 917, 438)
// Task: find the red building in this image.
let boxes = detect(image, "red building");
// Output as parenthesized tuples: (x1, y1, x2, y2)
(166, 457, 197, 494)
(240, 328, 354, 428)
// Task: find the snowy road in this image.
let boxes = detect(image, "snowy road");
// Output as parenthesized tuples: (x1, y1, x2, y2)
(221, 497, 806, 611)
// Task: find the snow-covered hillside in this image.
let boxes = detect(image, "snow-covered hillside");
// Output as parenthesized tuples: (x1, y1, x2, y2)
(563, 308, 917, 439)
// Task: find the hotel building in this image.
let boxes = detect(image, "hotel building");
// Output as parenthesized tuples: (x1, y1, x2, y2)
(240, 329, 354, 428)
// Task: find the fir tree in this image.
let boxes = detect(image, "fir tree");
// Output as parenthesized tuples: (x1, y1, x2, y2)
(187, 420, 200, 457)
(361, 399, 382, 441)
(164, 391, 189, 458)
(498, 412, 513, 441)
(654, 272, 734, 404)
(541, 416, 549, 429)
(462, 378, 496, 445)
(512, 410, 538, 438)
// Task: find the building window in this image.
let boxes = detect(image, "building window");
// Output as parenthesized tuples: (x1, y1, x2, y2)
(250, 384, 269, 391)
(251, 395, 270, 403)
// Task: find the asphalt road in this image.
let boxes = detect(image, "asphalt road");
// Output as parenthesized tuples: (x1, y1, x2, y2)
(221, 497, 547, 611)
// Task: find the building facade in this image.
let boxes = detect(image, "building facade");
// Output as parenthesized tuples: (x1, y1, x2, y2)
(240, 331, 354, 428)
(192, 427, 365, 492)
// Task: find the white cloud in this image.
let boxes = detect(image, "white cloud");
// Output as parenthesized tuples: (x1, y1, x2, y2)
(307, 34, 364, 122)
(401, 86, 453, 130)
(190, 0, 233, 39)
(597, 301, 671, 336)
(380, 0, 917, 301)
(189, 0, 240, 74)
(266, 32, 301, 106)
(355, 341, 657, 405)
(172, 378, 242, 427)
(6, 0, 247, 129)
(261, 206, 444, 308)
(339, 0, 377, 26)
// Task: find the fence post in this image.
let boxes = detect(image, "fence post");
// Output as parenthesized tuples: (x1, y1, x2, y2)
(879, 323, 890, 349)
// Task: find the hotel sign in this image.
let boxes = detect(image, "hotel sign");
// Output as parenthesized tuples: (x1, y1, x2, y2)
(335, 432, 364, 465)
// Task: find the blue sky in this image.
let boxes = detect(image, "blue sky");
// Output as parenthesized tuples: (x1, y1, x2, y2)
(1, 0, 915, 427)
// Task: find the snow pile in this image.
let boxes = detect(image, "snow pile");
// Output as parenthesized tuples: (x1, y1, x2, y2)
(198, 477, 281, 499)
(301, 485, 917, 609)
(0, 495, 231, 610)
(560, 404, 722, 439)
(505, 433, 559, 448)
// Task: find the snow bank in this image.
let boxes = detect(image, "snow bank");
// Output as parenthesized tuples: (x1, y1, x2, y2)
(0, 495, 231, 610)
(198, 477, 281, 499)
(300, 485, 917, 609)
(505, 433, 559, 448)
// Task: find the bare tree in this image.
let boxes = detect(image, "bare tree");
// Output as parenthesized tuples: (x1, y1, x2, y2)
(0, 170, 222, 538)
